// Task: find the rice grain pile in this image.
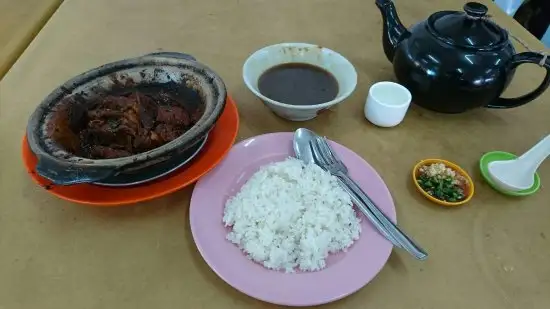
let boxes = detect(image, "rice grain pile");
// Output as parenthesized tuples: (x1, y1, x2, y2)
(222, 157, 361, 273)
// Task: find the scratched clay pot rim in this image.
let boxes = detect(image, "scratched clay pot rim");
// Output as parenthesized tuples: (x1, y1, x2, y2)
(26, 53, 227, 172)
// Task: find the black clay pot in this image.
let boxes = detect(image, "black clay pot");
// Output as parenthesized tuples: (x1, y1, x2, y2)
(375, 0, 550, 113)
(26, 52, 227, 185)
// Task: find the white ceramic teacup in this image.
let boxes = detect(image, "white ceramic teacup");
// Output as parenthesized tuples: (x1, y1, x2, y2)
(243, 43, 357, 121)
(364, 81, 412, 127)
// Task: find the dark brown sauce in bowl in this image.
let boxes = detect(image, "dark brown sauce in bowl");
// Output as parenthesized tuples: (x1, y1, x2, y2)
(258, 63, 339, 106)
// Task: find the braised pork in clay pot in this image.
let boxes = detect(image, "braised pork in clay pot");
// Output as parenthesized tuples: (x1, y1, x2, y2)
(26, 52, 227, 185)
(70, 91, 202, 160)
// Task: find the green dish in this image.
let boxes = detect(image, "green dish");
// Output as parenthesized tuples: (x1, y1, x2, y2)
(479, 151, 541, 196)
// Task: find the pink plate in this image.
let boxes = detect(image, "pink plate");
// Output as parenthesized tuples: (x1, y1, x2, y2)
(190, 132, 396, 306)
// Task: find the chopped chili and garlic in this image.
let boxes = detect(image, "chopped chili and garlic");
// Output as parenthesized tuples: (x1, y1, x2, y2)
(417, 162, 469, 202)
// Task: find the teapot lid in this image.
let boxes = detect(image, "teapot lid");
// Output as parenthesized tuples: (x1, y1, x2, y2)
(427, 2, 508, 50)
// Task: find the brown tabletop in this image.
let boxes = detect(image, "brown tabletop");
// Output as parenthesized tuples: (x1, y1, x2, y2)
(0, 0, 62, 80)
(0, 0, 549, 308)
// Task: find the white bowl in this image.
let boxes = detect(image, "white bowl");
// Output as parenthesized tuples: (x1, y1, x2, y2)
(243, 43, 358, 121)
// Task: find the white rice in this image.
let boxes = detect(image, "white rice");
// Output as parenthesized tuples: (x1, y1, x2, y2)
(222, 157, 361, 273)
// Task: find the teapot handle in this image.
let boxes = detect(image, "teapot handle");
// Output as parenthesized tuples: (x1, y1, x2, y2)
(487, 52, 550, 109)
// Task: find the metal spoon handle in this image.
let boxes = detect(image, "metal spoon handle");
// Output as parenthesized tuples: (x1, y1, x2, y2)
(338, 172, 428, 260)
(337, 178, 402, 248)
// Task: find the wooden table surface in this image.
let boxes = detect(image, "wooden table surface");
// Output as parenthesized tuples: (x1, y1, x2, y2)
(1, 0, 549, 308)
(0, 0, 62, 79)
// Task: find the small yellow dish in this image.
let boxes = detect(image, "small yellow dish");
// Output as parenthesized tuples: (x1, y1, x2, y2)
(412, 159, 475, 207)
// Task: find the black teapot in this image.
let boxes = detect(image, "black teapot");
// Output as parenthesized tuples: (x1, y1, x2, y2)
(375, 0, 550, 113)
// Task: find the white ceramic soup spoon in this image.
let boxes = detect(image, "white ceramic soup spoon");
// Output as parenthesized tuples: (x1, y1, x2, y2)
(488, 134, 550, 192)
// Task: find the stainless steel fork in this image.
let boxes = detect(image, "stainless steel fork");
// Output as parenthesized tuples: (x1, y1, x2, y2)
(308, 141, 402, 248)
(310, 136, 428, 260)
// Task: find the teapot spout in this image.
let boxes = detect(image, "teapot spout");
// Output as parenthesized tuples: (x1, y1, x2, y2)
(375, 0, 410, 62)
